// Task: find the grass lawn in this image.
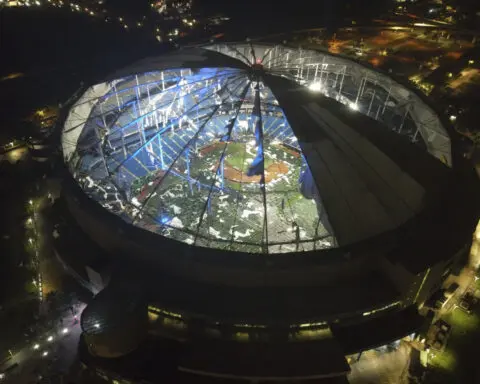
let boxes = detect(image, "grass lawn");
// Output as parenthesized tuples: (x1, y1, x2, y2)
(475, 277, 480, 291)
(225, 142, 274, 172)
(430, 347, 457, 372)
(285, 192, 303, 207)
(428, 306, 480, 382)
(227, 180, 242, 191)
(446, 307, 480, 332)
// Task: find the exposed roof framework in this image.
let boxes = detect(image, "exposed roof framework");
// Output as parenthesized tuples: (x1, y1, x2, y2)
(206, 43, 451, 166)
(61, 44, 451, 254)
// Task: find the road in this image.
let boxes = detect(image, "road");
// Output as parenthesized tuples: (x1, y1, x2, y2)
(0, 178, 81, 383)
(347, 343, 411, 384)
(34, 179, 63, 300)
(0, 310, 83, 383)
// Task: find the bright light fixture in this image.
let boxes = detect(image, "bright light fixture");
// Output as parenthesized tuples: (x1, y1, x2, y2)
(94, 323, 100, 328)
(33, 344, 40, 350)
(308, 82, 323, 92)
(62, 328, 69, 334)
(42, 351, 48, 357)
(349, 102, 359, 111)
(47, 336, 53, 342)
(449, 115, 457, 122)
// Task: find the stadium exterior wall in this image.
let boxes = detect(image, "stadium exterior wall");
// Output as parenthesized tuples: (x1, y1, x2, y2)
(379, 257, 451, 308)
(63, 178, 378, 287)
(84, 323, 147, 359)
(81, 286, 149, 358)
(61, 161, 462, 321)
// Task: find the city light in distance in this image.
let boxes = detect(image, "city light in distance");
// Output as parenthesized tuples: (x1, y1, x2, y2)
(2, 0, 198, 42)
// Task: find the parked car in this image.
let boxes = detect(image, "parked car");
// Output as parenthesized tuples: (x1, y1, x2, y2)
(431, 339, 444, 351)
(458, 292, 477, 314)
(434, 319, 451, 333)
(425, 289, 448, 309)
(459, 298, 472, 313)
(436, 331, 447, 341)
(445, 282, 459, 298)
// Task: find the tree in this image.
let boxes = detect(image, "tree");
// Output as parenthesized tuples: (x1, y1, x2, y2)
(24, 281, 37, 296)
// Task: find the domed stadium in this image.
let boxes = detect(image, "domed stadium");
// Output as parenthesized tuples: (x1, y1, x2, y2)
(61, 43, 452, 255)
(57, 43, 479, 382)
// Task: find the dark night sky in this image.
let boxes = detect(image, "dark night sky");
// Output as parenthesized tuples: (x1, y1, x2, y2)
(194, 0, 341, 36)
(197, 0, 394, 37)
(0, 0, 392, 119)
(199, 0, 338, 23)
(196, 0, 392, 20)
(106, 0, 393, 29)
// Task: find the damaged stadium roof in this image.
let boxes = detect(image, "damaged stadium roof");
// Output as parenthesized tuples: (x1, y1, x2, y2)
(61, 43, 452, 254)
